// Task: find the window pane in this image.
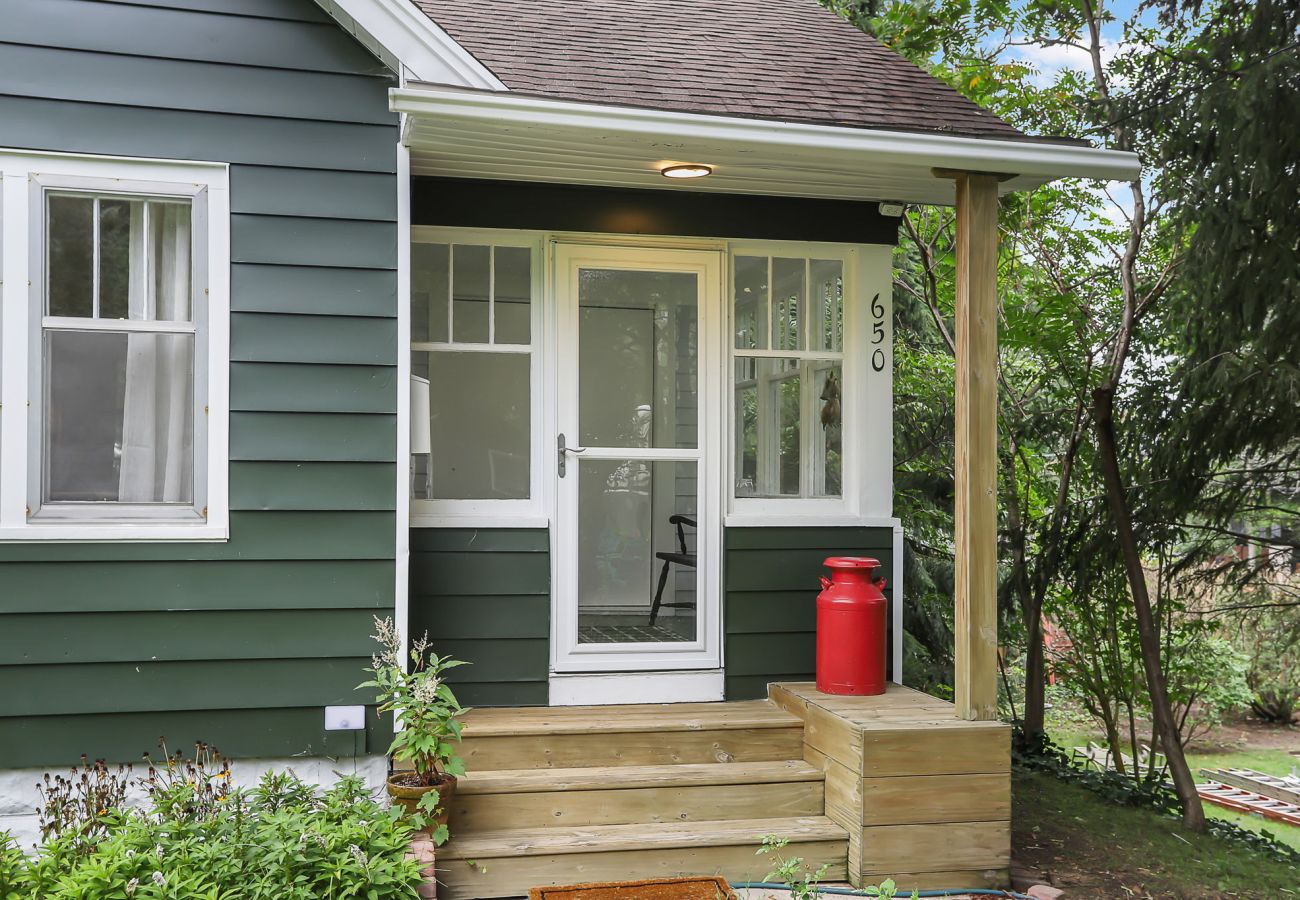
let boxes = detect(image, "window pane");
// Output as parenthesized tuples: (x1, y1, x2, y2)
(148, 201, 192, 322)
(494, 245, 532, 344)
(47, 195, 94, 317)
(733, 255, 768, 350)
(736, 357, 799, 497)
(814, 363, 843, 497)
(411, 351, 530, 500)
(772, 258, 805, 352)
(735, 357, 841, 499)
(810, 259, 843, 352)
(98, 198, 134, 320)
(452, 244, 490, 343)
(577, 459, 697, 644)
(44, 329, 194, 504)
(411, 242, 449, 343)
(578, 268, 698, 449)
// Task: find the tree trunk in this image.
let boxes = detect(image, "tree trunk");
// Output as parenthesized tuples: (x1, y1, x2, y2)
(1023, 617, 1046, 736)
(1003, 448, 1046, 736)
(1092, 384, 1206, 830)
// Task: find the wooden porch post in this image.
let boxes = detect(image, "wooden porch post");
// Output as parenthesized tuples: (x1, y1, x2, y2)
(951, 172, 999, 721)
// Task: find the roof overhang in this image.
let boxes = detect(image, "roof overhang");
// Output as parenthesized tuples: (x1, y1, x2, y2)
(393, 84, 1141, 206)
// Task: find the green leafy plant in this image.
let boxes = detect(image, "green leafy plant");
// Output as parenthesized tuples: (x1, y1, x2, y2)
(360, 616, 470, 788)
(757, 834, 830, 900)
(861, 877, 919, 899)
(0, 769, 424, 899)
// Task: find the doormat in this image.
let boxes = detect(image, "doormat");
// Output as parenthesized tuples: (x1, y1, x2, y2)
(529, 876, 738, 900)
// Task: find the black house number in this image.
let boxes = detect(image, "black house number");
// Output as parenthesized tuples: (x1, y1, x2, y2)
(869, 292, 887, 372)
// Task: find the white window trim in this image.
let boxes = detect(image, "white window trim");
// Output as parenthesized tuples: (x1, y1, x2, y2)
(408, 226, 546, 528)
(0, 149, 229, 542)
(725, 240, 894, 525)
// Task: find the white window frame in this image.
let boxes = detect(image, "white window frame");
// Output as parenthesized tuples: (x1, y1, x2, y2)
(725, 240, 895, 527)
(408, 226, 546, 528)
(0, 149, 229, 542)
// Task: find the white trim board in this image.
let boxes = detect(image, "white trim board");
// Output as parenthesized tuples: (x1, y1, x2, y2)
(394, 85, 1141, 206)
(549, 671, 726, 706)
(313, 0, 506, 89)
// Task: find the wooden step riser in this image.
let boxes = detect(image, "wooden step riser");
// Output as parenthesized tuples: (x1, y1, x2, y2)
(437, 839, 848, 900)
(452, 780, 826, 832)
(459, 726, 805, 770)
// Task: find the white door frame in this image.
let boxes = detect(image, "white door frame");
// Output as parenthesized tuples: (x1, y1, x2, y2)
(550, 243, 724, 675)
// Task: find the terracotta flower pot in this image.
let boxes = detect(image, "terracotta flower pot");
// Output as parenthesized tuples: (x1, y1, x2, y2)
(387, 771, 457, 831)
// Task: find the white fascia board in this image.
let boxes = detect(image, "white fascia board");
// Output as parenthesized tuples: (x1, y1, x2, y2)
(392, 84, 1141, 184)
(315, 0, 506, 90)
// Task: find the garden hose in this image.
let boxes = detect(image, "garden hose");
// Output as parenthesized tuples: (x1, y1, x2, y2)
(731, 882, 1034, 899)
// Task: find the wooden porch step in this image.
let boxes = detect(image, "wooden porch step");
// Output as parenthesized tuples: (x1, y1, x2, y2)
(457, 699, 804, 770)
(452, 760, 825, 831)
(437, 816, 849, 899)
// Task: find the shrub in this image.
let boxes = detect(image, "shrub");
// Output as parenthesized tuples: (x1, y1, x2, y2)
(0, 765, 424, 899)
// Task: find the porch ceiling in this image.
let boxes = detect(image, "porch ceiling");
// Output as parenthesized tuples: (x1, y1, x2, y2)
(394, 84, 1141, 207)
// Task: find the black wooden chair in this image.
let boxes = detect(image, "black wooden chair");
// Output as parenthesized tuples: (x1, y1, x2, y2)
(649, 514, 697, 626)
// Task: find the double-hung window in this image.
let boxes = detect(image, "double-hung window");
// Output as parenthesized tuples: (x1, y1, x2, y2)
(409, 229, 542, 525)
(728, 243, 893, 523)
(0, 151, 229, 540)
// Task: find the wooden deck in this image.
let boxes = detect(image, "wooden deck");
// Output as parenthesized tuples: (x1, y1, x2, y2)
(769, 682, 1012, 889)
(425, 685, 1010, 899)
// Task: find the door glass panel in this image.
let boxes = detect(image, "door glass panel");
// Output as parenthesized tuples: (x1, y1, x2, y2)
(577, 459, 698, 644)
(578, 269, 698, 449)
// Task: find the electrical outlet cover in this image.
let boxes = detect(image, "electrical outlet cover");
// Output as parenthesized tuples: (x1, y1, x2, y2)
(324, 705, 366, 731)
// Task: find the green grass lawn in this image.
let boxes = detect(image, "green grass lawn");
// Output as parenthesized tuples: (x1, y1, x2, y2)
(1047, 726, 1300, 855)
(1014, 769, 1300, 898)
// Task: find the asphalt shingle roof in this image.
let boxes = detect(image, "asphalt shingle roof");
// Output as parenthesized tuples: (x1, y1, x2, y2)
(410, 0, 1029, 141)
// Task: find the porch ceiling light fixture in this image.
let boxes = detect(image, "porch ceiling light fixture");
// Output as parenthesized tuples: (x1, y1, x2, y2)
(660, 163, 713, 179)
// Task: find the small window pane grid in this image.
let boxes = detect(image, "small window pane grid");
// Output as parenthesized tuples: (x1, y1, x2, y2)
(410, 240, 535, 505)
(732, 255, 844, 500)
(40, 191, 198, 510)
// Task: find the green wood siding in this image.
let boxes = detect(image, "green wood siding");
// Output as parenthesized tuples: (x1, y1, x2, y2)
(723, 526, 895, 700)
(409, 529, 551, 707)
(0, 0, 399, 768)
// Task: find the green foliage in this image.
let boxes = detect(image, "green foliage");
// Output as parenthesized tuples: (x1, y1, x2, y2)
(359, 616, 469, 785)
(756, 834, 830, 900)
(0, 771, 423, 899)
(1231, 596, 1300, 723)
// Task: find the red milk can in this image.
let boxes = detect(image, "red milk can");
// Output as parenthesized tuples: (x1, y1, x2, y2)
(816, 557, 888, 695)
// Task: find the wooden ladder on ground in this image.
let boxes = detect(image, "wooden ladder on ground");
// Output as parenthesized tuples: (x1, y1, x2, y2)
(435, 700, 849, 899)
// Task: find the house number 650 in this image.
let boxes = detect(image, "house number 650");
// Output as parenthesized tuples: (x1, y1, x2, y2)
(869, 292, 886, 372)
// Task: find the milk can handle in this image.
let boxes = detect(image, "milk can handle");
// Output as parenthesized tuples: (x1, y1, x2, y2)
(819, 575, 832, 590)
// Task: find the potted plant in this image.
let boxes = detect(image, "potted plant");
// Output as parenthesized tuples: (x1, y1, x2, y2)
(360, 616, 469, 845)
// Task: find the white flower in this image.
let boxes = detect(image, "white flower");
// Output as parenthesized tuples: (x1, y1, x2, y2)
(126, 877, 139, 896)
(152, 871, 166, 887)
(413, 676, 441, 705)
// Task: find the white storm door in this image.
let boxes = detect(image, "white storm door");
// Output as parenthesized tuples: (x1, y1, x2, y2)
(553, 244, 722, 673)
